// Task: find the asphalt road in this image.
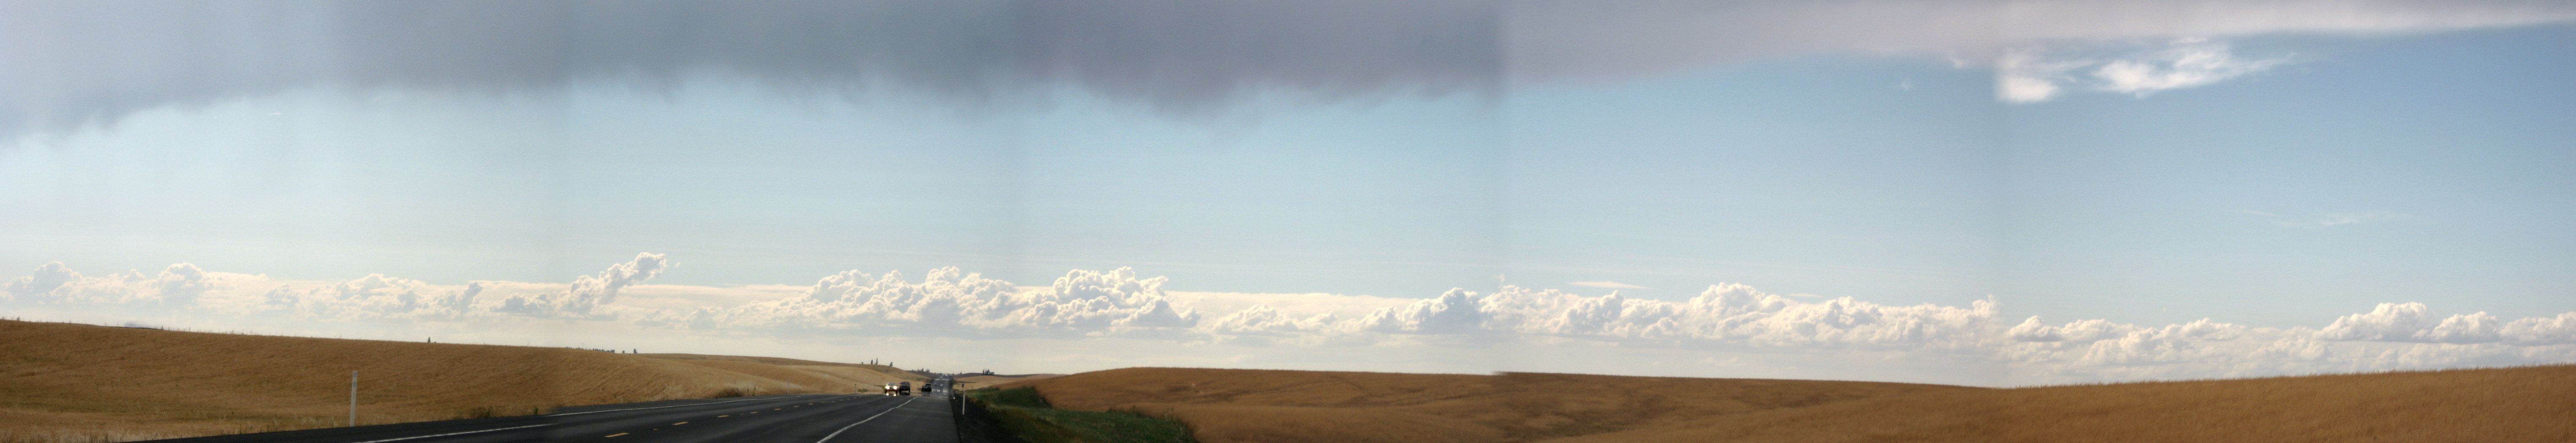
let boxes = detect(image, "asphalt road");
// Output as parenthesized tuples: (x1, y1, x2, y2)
(144, 391, 957, 443)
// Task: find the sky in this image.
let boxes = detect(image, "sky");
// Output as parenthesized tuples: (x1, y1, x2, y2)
(4, 0, 2575, 386)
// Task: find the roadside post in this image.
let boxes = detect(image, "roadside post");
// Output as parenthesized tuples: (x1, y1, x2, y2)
(950, 377, 967, 441)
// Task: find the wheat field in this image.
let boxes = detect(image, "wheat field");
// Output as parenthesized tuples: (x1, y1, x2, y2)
(1005, 365, 2576, 443)
(0, 319, 923, 443)
(12, 315, 2567, 443)
(998, 368, 1976, 443)
(956, 374, 1063, 391)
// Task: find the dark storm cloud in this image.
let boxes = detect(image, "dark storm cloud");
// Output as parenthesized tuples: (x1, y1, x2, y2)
(3, 0, 2570, 137)
(0, 0, 1501, 137)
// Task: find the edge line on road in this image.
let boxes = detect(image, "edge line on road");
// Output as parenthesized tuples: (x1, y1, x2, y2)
(341, 423, 552, 443)
(814, 397, 918, 443)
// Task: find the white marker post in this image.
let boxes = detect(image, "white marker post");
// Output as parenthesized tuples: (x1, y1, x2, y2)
(348, 370, 358, 427)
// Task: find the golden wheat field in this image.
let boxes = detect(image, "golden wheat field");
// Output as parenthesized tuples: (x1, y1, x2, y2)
(10, 315, 2571, 443)
(0, 319, 922, 443)
(1004, 365, 2576, 443)
(954, 374, 1061, 391)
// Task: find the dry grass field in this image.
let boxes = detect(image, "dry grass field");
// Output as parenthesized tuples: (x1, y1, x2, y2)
(0, 319, 919, 443)
(997, 368, 1976, 443)
(1544, 364, 2576, 443)
(1005, 365, 2576, 443)
(12, 314, 2565, 443)
(956, 374, 1063, 390)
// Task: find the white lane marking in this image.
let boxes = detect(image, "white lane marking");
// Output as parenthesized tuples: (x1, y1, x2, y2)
(336, 395, 840, 443)
(815, 397, 919, 443)
(552, 394, 828, 416)
(341, 424, 552, 443)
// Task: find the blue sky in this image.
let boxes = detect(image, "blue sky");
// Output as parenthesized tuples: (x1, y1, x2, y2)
(4, 1, 2574, 385)
(1999, 26, 2576, 326)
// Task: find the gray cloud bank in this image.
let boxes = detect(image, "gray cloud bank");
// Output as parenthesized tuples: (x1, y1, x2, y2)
(8, 255, 2573, 384)
(6, 0, 2572, 137)
(0, 0, 1499, 137)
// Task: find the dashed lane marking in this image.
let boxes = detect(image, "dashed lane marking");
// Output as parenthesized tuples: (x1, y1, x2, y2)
(340, 424, 553, 443)
(673, 421, 688, 425)
(816, 397, 919, 443)
(604, 433, 628, 438)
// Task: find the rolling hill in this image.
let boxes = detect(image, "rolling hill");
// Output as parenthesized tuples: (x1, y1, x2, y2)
(1000, 365, 2576, 443)
(0, 319, 921, 443)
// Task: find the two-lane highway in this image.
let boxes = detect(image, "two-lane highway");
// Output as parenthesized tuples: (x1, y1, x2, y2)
(538, 393, 950, 443)
(145, 391, 957, 443)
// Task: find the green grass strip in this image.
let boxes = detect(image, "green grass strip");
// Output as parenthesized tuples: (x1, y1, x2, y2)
(965, 387, 1195, 443)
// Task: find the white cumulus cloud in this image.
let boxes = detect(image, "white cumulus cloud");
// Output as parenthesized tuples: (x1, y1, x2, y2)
(2311, 304, 2576, 346)
(2502, 312, 2576, 345)
(2313, 302, 2513, 343)
(5, 262, 222, 306)
(1192, 283, 2001, 351)
(1996, 47, 2084, 103)
(496, 252, 669, 319)
(1998, 38, 2291, 103)
(642, 266, 1201, 339)
(9, 258, 2575, 385)
(2318, 302, 2440, 340)
(2091, 38, 2289, 96)
(0, 254, 694, 323)
(2000, 303, 2576, 384)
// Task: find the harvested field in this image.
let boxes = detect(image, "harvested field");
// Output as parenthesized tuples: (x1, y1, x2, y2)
(0, 319, 906, 443)
(647, 358, 919, 393)
(1003, 365, 2576, 443)
(1544, 364, 2576, 443)
(956, 373, 1062, 390)
(634, 353, 911, 372)
(998, 368, 1974, 443)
